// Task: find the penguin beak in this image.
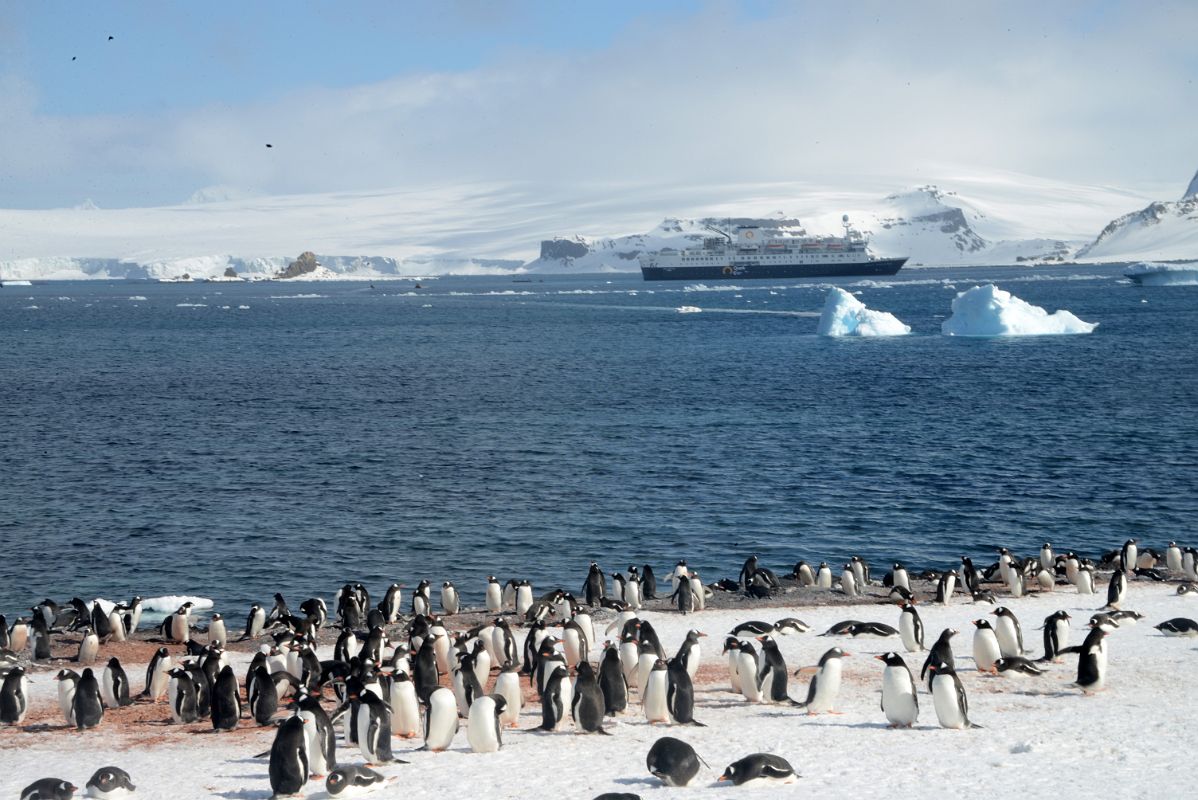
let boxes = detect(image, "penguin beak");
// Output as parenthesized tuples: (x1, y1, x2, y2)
(717, 776, 728, 782)
(698, 632, 707, 638)
(842, 652, 852, 657)
(873, 655, 885, 662)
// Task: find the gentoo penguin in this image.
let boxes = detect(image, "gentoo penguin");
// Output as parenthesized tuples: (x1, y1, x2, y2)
(731, 620, 775, 636)
(642, 564, 658, 598)
(641, 659, 671, 723)
(515, 581, 534, 618)
(736, 641, 763, 702)
(423, 686, 459, 750)
(891, 563, 911, 592)
(819, 620, 862, 637)
(355, 689, 397, 764)
(167, 603, 192, 643)
(791, 561, 815, 585)
(775, 617, 809, 634)
(960, 556, 980, 594)
(493, 663, 523, 727)
(971, 619, 1002, 673)
(539, 666, 573, 730)
(598, 643, 628, 715)
(379, 583, 403, 623)
(794, 648, 849, 714)
(8, 617, 30, 653)
(124, 596, 143, 636)
(815, 562, 833, 589)
(877, 652, 919, 728)
(411, 581, 431, 617)
(626, 570, 643, 609)
(1076, 566, 1096, 595)
(1154, 617, 1198, 637)
(898, 602, 925, 652)
(210, 665, 241, 731)
(928, 662, 978, 729)
(83, 766, 135, 799)
(441, 582, 459, 616)
(920, 628, 957, 688)
(666, 656, 703, 726)
(73, 668, 104, 729)
(935, 570, 957, 604)
(1107, 569, 1127, 607)
(840, 564, 858, 597)
(1075, 626, 1109, 694)
(675, 629, 704, 681)
(207, 613, 226, 648)
(670, 577, 695, 615)
(1179, 584, 1198, 598)
(167, 667, 199, 724)
(388, 671, 421, 738)
(1121, 538, 1138, 573)
(572, 662, 609, 733)
(1040, 542, 1055, 572)
(31, 614, 52, 661)
(846, 622, 899, 638)
(293, 691, 336, 778)
(584, 562, 606, 606)
(1036, 566, 1055, 593)
(995, 657, 1045, 676)
(19, 780, 77, 800)
(991, 607, 1025, 657)
(755, 636, 790, 704)
(77, 627, 99, 665)
(55, 669, 79, 726)
(719, 753, 798, 786)
(484, 576, 503, 614)
(326, 765, 386, 797)
(646, 736, 702, 787)
(268, 715, 309, 796)
(242, 604, 266, 640)
(1038, 610, 1071, 662)
(247, 665, 278, 726)
(688, 572, 707, 610)
(1167, 542, 1183, 573)
(612, 572, 628, 604)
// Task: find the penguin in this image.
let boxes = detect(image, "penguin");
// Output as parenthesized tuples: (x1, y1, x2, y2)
(166, 603, 192, 643)
(540, 666, 574, 731)
(1040, 542, 1055, 572)
(380, 583, 403, 623)
(384, 671, 420, 739)
(207, 613, 227, 648)
(1166, 542, 1183, 573)
(935, 570, 957, 604)
(167, 668, 199, 724)
(612, 572, 628, 604)
(269, 715, 309, 796)
(355, 689, 396, 764)
(876, 652, 919, 728)
(484, 577, 503, 614)
(846, 622, 899, 638)
(92, 602, 114, 642)
(994, 657, 1045, 676)
(1154, 617, 1198, 637)
(440, 582, 459, 616)
(19, 780, 77, 800)
(625, 570, 642, 609)
(598, 643, 628, 715)
(83, 767, 135, 799)
(563, 619, 589, 668)
(248, 664, 279, 726)
(326, 765, 386, 797)
(960, 556, 980, 594)
(1036, 566, 1055, 593)
(718, 753, 798, 786)
(242, 604, 266, 640)
(55, 669, 79, 726)
(665, 656, 703, 726)
(572, 662, 609, 734)
(774, 617, 809, 635)
(494, 663, 523, 727)
(210, 665, 241, 730)
(755, 636, 790, 704)
(898, 602, 924, 653)
(584, 563, 606, 606)
(423, 686, 459, 751)
(646, 736, 702, 787)
(820, 620, 862, 636)
(1076, 566, 1096, 595)
(688, 572, 707, 610)
(731, 620, 775, 636)
(928, 662, 978, 729)
(670, 577, 695, 615)
(143, 646, 172, 704)
(675, 629, 704, 681)
(30, 614, 52, 661)
(1038, 610, 1071, 662)
(971, 619, 1002, 673)
(1121, 538, 1138, 573)
(891, 563, 910, 592)
(737, 641, 763, 702)
(619, 630, 641, 690)
(73, 668, 105, 729)
(793, 647, 848, 714)
(840, 564, 858, 597)
(991, 607, 1025, 657)
(920, 628, 957, 688)
(815, 562, 833, 589)
(1107, 569, 1127, 607)
(292, 690, 336, 778)
(124, 597, 143, 636)
(642, 564, 658, 599)
(515, 581, 534, 618)
(641, 659, 670, 723)
(1075, 626, 1108, 694)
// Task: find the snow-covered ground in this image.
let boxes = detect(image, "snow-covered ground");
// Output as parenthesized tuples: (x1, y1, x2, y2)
(2, 581, 1194, 799)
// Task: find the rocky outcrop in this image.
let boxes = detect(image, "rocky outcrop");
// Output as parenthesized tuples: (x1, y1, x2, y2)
(278, 251, 319, 279)
(539, 237, 589, 260)
(223, 266, 238, 279)
(1185, 168, 1198, 200)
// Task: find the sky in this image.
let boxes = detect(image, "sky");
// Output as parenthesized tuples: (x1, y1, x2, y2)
(0, 0, 1195, 210)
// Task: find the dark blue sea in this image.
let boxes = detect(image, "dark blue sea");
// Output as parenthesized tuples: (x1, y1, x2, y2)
(2, 265, 1195, 616)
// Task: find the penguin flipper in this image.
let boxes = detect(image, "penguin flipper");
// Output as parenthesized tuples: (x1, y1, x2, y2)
(688, 719, 707, 727)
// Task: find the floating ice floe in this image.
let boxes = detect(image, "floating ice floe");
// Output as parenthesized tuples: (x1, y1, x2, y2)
(128, 295, 148, 301)
(817, 287, 910, 337)
(1124, 261, 1198, 286)
(142, 595, 215, 613)
(941, 284, 1097, 336)
(676, 305, 702, 313)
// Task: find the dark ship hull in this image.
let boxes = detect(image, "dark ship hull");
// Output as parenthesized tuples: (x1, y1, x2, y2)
(640, 257, 907, 281)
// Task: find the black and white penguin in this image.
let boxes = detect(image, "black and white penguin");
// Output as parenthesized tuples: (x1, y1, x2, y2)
(1, 665, 30, 724)
(325, 765, 386, 796)
(540, 665, 573, 731)
(83, 766, 135, 799)
(960, 556, 980, 594)
(928, 662, 978, 729)
(269, 715, 309, 796)
(675, 629, 704, 682)
(793, 647, 848, 714)
(735, 640, 762, 702)
(355, 689, 397, 764)
(774, 617, 809, 635)
(670, 577, 695, 615)
(292, 690, 336, 778)
(755, 636, 790, 704)
(55, 669, 79, 726)
(846, 622, 899, 638)
(935, 570, 958, 604)
(641, 659, 670, 723)
(1075, 626, 1108, 694)
(584, 563, 607, 606)
(642, 564, 658, 599)
(898, 602, 924, 653)
(876, 652, 918, 728)
(210, 665, 241, 730)
(247, 664, 279, 726)
(440, 582, 460, 616)
(971, 619, 1002, 674)
(165, 602, 193, 643)
(142, 647, 171, 702)
(891, 562, 911, 592)
(572, 662, 609, 734)
(646, 736, 703, 787)
(423, 686, 459, 751)
(1166, 542, 1184, 573)
(207, 613, 226, 648)
(819, 620, 862, 637)
(1038, 610, 1071, 663)
(1106, 569, 1127, 608)
(991, 607, 1025, 657)
(166, 668, 199, 724)
(73, 668, 104, 729)
(1121, 538, 1138, 573)
(815, 562, 833, 589)
(30, 614, 53, 661)
(994, 657, 1045, 676)
(840, 563, 858, 597)
(20, 779, 77, 800)
(920, 628, 957, 688)
(718, 753, 798, 786)
(666, 657, 703, 726)
(731, 620, 775, 636)
(242, 604, 266, 640)
(77, 627, 99, 665)
(791, 561, 815, 586)
(1154, 617, 1198, 637)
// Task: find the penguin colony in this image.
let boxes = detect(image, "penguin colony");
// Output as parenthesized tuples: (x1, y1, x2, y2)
(1, 539, 1195, 797)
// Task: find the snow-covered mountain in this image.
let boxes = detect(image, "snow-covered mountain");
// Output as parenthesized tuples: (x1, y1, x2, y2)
(1075, 171, 1198, 262)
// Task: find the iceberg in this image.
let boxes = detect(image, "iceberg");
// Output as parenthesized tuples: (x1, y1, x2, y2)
(817, 287, 910, 336)
(142, 595, 215, 613)
(1124, 261, 1198, 286)
(942, 284, 1097, 336)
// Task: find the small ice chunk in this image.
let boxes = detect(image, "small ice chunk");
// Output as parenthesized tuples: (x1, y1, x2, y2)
(142, 595, 215, 612)
(677, 305, 702, 313)
(817, 287, 910, 337)
(941, 284, 1097, 336)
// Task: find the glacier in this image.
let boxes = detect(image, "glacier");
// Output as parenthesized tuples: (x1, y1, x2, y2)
(1123, 261, 1198, 286)
(817, 288, 910, 337)
(941, 284, 1098, 336)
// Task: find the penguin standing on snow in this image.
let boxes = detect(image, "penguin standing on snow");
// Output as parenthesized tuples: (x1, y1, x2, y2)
(143, 647, 171, 701)
(666, 657, 703, 726)
(971, 619, 1002, 674)
(928, 661, 978, 729)
(73, 668, 105, 729)
(1038, 610, 1071, 662)
(571, 662, 609, 733)
(736, 641, 763, 702)
(55, 670, 79, 726)
(467, 693, 507, 752)
(1121, 539, 1138, 573)
(584, 563, 606, 606)
(793, 647, 848, 714)
(539, 666, 572, 731)
(641, 659, 670, 724)
(921, 628, 957, 689)
(356, 689, 398, 764)
(877, 652, 918, 728)
(210, 665, 241, 730)
(423, 686, 459, 751)
(598, 643, 628, 715)
(0, 666, 30, 725)
(1075, 626, 1109, 694)
(269, 715, 308, 796)
(991, 607, 1025, 657)
(755, 636, 790, 704)
(675, 629, 705, 681)
(293, 690, 336, 778)
(1107, 569, 1127, 608)
(898, 602, 924, 652)
(166, 668, 199, 724)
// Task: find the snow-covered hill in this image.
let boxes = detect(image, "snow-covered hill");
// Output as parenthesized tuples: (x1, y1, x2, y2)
(1075, 173, 1198, 262)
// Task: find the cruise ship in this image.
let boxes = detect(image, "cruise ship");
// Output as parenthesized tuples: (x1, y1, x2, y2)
(639, 217, 906, 281)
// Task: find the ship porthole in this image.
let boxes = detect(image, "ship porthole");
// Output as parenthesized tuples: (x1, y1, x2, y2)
(722, 266, 733, 276)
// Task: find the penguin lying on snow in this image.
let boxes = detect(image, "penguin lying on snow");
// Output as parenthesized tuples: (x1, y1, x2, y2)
(83, 767, 135, 800)
(21, 780, 77, 800)
(646, 736, 705, 787)
(327, 765, 388, 796)
(994, 657, 1045, 677)
(1154, 617, 1198, 637)
(719, 753, 799, 786)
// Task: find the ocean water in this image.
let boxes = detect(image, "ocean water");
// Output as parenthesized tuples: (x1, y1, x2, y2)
(1, 265, 1195, 616)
